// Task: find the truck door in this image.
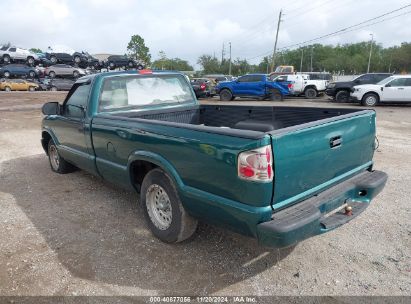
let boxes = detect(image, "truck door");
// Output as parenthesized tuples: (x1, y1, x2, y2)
(382, 78, 408, 101)
(235, 75, 265, 96)
(52, 81, 95, 172)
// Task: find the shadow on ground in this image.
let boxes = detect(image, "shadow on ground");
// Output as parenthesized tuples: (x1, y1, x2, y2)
(1, 154, 294, 294)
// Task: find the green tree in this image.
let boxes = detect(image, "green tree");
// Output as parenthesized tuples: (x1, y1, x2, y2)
(197, 55, 221, 74)
(127, 34, 151, 65)
(152, 51, 194, 71)
(29, 48, 42, 53)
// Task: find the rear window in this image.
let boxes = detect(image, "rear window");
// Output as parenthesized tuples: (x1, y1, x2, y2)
(99, 74, 194, 112)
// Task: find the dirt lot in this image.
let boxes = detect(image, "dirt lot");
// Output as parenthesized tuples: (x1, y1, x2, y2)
(0, 92, 410, 297)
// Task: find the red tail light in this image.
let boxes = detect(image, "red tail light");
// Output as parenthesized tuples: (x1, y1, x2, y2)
(287, 83, 293, 89)
(238, 145, 273, 182)
(138, 69, 152, 74)
(200, 84, 206, 90)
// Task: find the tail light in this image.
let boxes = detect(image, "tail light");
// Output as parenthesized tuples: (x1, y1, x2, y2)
(200, 83, 206, 91)
(238, 145, 273, 182)
(287, 83, 293, 89)
(138, 69, 152, 74)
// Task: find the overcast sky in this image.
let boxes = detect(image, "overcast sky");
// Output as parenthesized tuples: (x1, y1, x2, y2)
(1, 0, 411, 67)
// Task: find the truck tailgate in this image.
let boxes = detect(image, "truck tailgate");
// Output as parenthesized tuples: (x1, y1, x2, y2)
(270, 110, 376, 210)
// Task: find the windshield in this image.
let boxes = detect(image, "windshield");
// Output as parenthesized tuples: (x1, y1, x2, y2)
(99, 74, 195, 112)
(377, 76, 395, 85)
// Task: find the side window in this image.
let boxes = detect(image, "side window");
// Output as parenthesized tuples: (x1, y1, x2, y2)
(9, 48, 16, 52)
(388, 78, 407, 87)
(237, 76, 251, 83)
(64, 83, 90, 118)
(404, 78, 411, 87)
(248, 75, 263, 82)
(375, 74, 389, 82)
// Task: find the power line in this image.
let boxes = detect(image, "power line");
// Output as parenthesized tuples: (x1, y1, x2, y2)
(245, 3, 411, 61)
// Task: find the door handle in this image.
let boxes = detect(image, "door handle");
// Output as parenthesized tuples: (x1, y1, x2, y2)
(330, 136, 342, 148)
(398, 88, 404, 90)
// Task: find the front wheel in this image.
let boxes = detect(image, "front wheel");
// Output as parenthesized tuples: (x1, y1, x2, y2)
(304, 88, 317, 99)
(361, 93, 379, 107)
(47, 139, 76, 174)
(27, 57, 35, 66)
(50, 86, 58, 91)
(49, 71, 56, 78)
(73, 70, 79, 77)
(219, 89, 233, 101)
(3, 55, 10, 63)
(270, 88, 284, 101)
(4, 86, 11, 92)
(28, 71, 36, 78)
(335, 90, 350, 103)
(141, 168, 198, 243)
(28, 86, 35, 92)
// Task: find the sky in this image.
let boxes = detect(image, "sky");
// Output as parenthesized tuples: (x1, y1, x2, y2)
(1, 0, 411, 68)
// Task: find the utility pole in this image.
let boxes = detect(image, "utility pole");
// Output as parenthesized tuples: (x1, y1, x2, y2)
(228, 42, 232, 76)
(310, 47, 313, 72)
(270, 9, 283, 73)
(221, 42, 225, 64)
(300, 48, 304, 72)
(367, 34, 374, 73)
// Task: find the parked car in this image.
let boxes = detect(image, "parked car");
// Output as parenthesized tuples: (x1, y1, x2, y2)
(104, 55, 144, 70)
(1, 47, 39, 66)
(40, 70, 387, 248)
(36, 78, 50, 91)
(204, 74, 233, 82)
(0, 64, 39, 78)
(326, 73, 392, 102)
(73, 51, 101, 69)
(48, 78, 76, 91)
(44, 64, 87, 78)
(351, 75, 411, 106)
(273, 74, 327, 98)
(216, 73, 290, 101)
(193, 78, 217, 96)
(0, 79, 39, 91)
(191, 78, 213, 98)
(46, 52, 73, 65)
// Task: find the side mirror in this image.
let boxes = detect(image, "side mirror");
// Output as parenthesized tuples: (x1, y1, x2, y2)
(42, 102, 60, 115)
(385, 84, 391, 87)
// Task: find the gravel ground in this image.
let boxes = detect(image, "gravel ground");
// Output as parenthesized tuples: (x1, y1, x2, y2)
(0, 92, 410, 297)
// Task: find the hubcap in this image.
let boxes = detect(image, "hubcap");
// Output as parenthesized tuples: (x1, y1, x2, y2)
(49, 145, 60, 170)
(146, 184, 172, 230)
(366, 96, 376, 105)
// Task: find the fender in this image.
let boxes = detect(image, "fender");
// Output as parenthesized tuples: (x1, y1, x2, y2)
(127, 150, 185, 190)
(41, 127, 60, 153)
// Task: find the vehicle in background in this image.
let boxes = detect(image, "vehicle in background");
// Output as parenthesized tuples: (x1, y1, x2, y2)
(326, 73, 392, 102)
(44, 64, 87, 78)
(191, 78, 217, 97)
(47, 78, 76, 91)
(0, 64, 39, 78)
(273, 74, 327, 98)
(0, 79, 39, 91)
(36, 78, 50, 91)
(269, 65, 295, 76)
(40, 70, 387, 248)
(306, 72, 332, 82)
(351, 75, 411, 106)
(191, 79, 210, 98)
(1, 47, 39, 66)
(104, 55, 144, 70)
(216, 73, 290, 101)
(72, 51, 100, 68)
(35, 53, 53, 67)
(204, 74, 233, 83)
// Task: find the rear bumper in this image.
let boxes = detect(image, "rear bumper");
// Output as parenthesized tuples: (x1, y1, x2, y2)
(257, 170, 387, 248)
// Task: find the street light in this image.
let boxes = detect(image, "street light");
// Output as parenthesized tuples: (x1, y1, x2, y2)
(367, 34, 374, 73)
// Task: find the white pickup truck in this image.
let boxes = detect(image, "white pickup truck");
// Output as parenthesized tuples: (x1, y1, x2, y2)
(272, 74, 328, 98)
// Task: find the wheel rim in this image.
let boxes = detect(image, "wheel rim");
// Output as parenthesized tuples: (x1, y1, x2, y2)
(4, 72, 10, 77)
(146, 184, 172, 230)
(5, 87, 11, 92)
(221, 91, 230, 100)
(365, 95, 377, 106)
(4, 56, 10, 63)
(49, 145, 60, 170)
(29, 87, 34, 91)
(51, 57, 57, 63)
(74, 57, 80, 63)
(29, 72, 35, 78)
(50, 72, 55, 77)
(307, 89, 316, 98)
(51, 87, 57, 91)
(28, 58, 34, 64)
(271, 90, 281, 100)
(337, 92, 348, 102)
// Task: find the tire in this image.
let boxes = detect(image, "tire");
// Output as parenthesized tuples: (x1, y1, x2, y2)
(74, 56, 81, 64)
(73, 70, 79, 77)
(3, 71, 10, 78)
(270, 88, 284, 101)
(219, 89, 233, 101)
(50, 86, 58, 92)
(136, 64, 144, 70)
(361, 93, 379, 107)
(28, 86, 35, 92)
(27, 57, 35, 66)
(47, 139, 76, 174)
(128, 61, 134, 68)
(50, 55, 57, 64)
(3, 55, 10, 63)
(304, 87, 317, 99)
(49, 71, 56, 78)
(28, 71, 36, 78)
(140, 168, 198, 243)
(109, 62, 115, 69)
(335, 90, 350, 103)
(4, 86, 11, 92)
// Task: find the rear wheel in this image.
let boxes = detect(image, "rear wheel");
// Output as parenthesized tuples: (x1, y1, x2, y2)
(4, 86, 11, 92)
(3, 71, 10, 78)
(28, 71, 35, 78)
(219, 89, 233, 101)
(304, 87, 317, 99)
(28, 86, 35, 92)
(136, 64, 144, 70)
(49, 71, 56, 78)
(74, 56, 81, 64)
(50, 55, 57, 64)
(109, 62, 115, 70)
(47, 139, 76, 174)
(141, 168, 198, 243)
(361, 93, 379, 107)
(128, 61, 134, 68)
(270, 88, 284, 101)
(335, 90, 350, 103)
(50, 86, 58, 91)
(73, 70, 79, 77)
(27, 56, 35, 66)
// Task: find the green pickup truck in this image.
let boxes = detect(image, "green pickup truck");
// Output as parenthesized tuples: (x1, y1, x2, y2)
(41, 70, 387, 248)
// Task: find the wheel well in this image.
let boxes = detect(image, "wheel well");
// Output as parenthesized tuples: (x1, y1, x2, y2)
(304, 85, 317, 91)
(335, 88, 349, 94)
(41, 131, 52, 154)
(220, 87, 232, 94)
(362, 91, 380, 100)
(130, 160, 158, 192)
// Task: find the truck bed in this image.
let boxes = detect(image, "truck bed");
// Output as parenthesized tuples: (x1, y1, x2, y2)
(110, 105, 366, 136)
